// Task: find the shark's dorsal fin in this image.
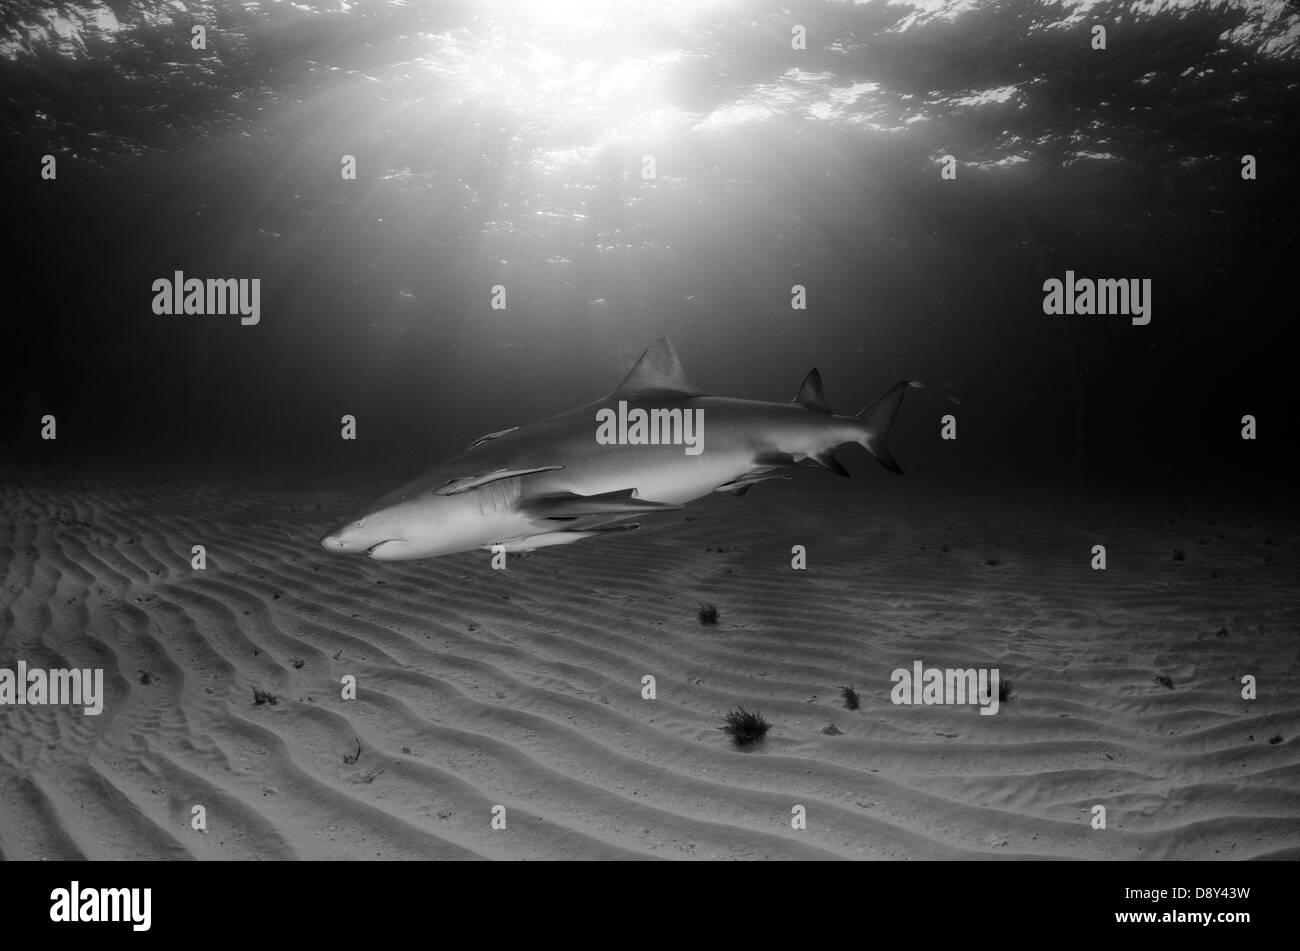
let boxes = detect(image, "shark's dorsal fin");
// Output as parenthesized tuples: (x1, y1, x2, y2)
(793, 368, 833, 413)
(610, 338, 708, 397)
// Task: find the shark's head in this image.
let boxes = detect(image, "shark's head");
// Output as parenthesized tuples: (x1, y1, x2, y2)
(320, 493, 495, 561)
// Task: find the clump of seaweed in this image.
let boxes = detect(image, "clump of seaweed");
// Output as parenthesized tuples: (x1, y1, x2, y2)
(839, 685, 860, 710)
(253, 688, 279, 706)
(697, 603, 719, 625)
(1154, 675, 1174, 690)
(722, 707, 770, 747)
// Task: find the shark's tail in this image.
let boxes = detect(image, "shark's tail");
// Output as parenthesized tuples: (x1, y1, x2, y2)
(855, 381, 908, 475)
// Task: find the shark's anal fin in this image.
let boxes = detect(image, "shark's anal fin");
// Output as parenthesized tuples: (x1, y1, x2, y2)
(810, 449, 851, 477)
(465, 426, 518, 451)
(434, 465, 563, 496)
(521, 488, 683, 519)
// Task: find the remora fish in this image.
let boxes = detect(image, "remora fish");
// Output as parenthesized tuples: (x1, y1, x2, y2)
(320, 338, 907, 560)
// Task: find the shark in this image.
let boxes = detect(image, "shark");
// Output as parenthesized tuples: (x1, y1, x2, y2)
(320, 338, 907, 560)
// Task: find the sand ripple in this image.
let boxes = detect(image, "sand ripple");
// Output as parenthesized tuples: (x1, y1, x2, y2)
(1, 476, 1296, 859)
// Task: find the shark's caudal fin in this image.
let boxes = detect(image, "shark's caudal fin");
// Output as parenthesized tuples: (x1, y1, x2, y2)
(610, 338, 709, 397)
(856, 381, 908, 475)
(793, 368, 902, 476)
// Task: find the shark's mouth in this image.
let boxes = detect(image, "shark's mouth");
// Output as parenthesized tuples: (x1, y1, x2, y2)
(366, 540, 401, 558)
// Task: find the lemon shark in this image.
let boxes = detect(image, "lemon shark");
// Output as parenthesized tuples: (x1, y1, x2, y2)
(320, 338, 907, 560)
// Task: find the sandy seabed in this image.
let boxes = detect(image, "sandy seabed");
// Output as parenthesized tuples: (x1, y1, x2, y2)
(1, 471, 1297, 860)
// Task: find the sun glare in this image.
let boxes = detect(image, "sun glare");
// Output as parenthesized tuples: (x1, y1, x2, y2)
(407, 1, 736, 147)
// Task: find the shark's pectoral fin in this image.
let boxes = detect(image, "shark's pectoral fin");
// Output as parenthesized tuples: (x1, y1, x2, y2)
(488, 524, 642, 553)
(521, 489, 682, 519)
(714, 472, 792, 496)
(434, 465, 563, 496)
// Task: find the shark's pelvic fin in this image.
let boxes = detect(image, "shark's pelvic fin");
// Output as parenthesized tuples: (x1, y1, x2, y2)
(754, 450, 798, 468)
(792, 368, 833, 413)
(610, 337, 709, 397)
(434, 465, 563, 496)
(715, 476, 792, 495)
(755, 447, 848, 476)
(488, 524, 642, 553)
(521, 488, 683, 519)
(465, 426, 518, 451)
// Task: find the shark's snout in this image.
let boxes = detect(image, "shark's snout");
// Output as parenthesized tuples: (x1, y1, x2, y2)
(320, 516, 398, 555)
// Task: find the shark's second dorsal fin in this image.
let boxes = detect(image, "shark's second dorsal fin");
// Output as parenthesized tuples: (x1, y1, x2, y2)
(793, 368, 833, 413)
(610, 338, 708, 397)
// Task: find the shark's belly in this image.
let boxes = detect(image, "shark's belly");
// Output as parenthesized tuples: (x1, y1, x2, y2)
(452, 442, 756, 554)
